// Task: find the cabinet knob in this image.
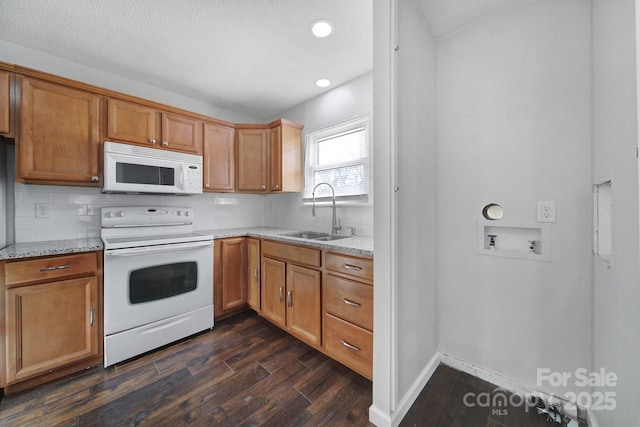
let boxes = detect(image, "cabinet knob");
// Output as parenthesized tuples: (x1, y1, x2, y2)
(261, 185, 266, 190)
(275, 184, 280, 189)
(149, 138, 156, 144)
(205, 183, 210, 188)
(91, 176, 100, 182)
(162, 140, 169, 147)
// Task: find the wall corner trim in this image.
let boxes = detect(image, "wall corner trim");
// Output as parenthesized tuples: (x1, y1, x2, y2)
(369, 351, 441, 427)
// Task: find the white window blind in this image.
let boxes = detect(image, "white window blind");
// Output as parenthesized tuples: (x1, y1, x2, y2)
(303, 113, 370, 203)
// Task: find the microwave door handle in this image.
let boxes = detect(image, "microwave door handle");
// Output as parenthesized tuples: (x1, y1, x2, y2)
(181, 164, 187, 188)
(106, 241, 212, 257)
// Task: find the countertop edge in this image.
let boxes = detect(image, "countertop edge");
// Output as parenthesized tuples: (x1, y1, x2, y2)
(0, 228, 373, 260)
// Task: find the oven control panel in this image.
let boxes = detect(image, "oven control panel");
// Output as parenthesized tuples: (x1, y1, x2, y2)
(101, 206, 194, 227)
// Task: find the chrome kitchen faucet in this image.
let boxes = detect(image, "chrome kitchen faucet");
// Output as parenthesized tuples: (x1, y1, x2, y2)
(312, 182, 342, 235)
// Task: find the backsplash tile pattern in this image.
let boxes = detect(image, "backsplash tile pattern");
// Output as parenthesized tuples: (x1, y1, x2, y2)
(14, 184, 373, 243)
(264, 193, 374, 237)
(14, 183, 266, 242)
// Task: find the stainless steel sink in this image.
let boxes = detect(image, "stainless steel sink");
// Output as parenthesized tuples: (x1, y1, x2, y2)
(282, 231, 350, 241)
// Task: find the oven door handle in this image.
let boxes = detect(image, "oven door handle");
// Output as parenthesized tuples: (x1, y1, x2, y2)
(105, 240, 213, 257)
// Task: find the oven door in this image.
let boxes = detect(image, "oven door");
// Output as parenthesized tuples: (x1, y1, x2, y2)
(104, 240, 213, 335)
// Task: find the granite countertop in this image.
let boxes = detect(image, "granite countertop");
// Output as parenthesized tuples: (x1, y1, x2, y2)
(0, 238, 104, 260)
(0, 227, 373, 261)
(199, 226, 374, 257)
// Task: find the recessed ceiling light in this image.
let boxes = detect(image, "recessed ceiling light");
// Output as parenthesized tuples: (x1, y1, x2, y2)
(316, 79, 331, 88)
(311, 20, 333, 38)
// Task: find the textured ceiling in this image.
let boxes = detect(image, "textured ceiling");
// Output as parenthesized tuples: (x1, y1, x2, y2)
(414, 0, 523, 37)
(0, 0, 373, 120)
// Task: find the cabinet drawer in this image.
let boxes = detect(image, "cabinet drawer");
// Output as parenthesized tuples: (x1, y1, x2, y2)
(262, 240, 321, 267)
(324, 313, 372, 379)
(325, 274, 372, 331)
(326, 252, 373, 281)
(4, 253, 98, 288)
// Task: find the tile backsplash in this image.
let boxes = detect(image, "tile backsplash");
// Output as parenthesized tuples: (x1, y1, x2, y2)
(13, 183, 266, 242)
(264, 193, 374, 237)
(13, 184, 374, 243)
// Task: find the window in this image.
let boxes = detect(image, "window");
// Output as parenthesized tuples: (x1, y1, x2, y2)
(303, 113, 370, 204)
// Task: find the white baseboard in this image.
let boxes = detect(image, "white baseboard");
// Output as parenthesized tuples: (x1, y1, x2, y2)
(369, 351, 440, 427)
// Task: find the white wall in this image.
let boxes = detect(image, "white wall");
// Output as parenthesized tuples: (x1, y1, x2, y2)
(592, 1, 640, 425)
(395, 0, 438, 401)
(370, 0, 438, 424)
(263, 72, 374, 236)
(437, 0, 592, 398)
(0, 40, 259, 124)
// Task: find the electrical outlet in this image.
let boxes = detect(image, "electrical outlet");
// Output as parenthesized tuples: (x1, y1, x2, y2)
(537, 201, 556, 223)
(35, 203, 50, 219)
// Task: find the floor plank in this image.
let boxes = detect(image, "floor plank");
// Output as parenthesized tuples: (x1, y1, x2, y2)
(0, 312, 583, 427)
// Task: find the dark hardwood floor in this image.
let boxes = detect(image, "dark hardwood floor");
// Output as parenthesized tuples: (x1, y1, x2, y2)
(400, 364, 585, 427)
(0, 312, 373, 427)
(1, 311, 579, 427)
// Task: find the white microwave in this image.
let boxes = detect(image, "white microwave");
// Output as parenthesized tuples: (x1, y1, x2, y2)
(103, 141, 203, 195)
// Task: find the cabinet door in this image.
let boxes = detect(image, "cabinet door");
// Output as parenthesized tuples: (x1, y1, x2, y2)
(269, 125, 282, 192)
(237, 128, 268, 192)
(203, 123, 235, 191)
(220, 238, 247, 313)
(161, 112, 202, 154)
(286, 264, 321, 346)
(5, 276, 99, 384)
(19, 78, 100, 183)
(261, 257, 286, 327)
(280, 122, 303, 192)
(246, 238, 261, 312)
(107, 98, 156, 146)
(0, 70, 12, 136)
(269, 123, 302, 193)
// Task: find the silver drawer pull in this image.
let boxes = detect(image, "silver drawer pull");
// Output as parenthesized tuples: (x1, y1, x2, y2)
(343, 264, 362, 271)
(279, 287, 284, 303)
(287, 291, 292, 307)
(341, 298, 361, 307)
(90, 307, 95, 326)
(38, 265, 70, 272)
(341, 340, 360, 352)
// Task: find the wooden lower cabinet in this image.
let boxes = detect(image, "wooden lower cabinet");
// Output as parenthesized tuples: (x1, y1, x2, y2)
(324, 313, 373, 378)
(323, 251, 374, 379)
(219, 238, 373, 379)
(286, 265, 321, 346)
(261, 257, 286, 326)
(261, 254, 321, 347)
(214, 238, 248, 319)
(0, 251, 103, 393)
(246, 238, 261, 312)
(5, 277, 100, 384)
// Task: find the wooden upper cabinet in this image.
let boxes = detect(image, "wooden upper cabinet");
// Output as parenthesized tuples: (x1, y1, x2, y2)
(269, 119, 303, 193)
(107, 98, 202, 155)
(18, 77, 100, 185)
(0, 70, 14, 137)
(107, 98, 155, 146)
(236, 127, 268, 192)
(203, 122, 235, 191)
(161, 112, 202, 154)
